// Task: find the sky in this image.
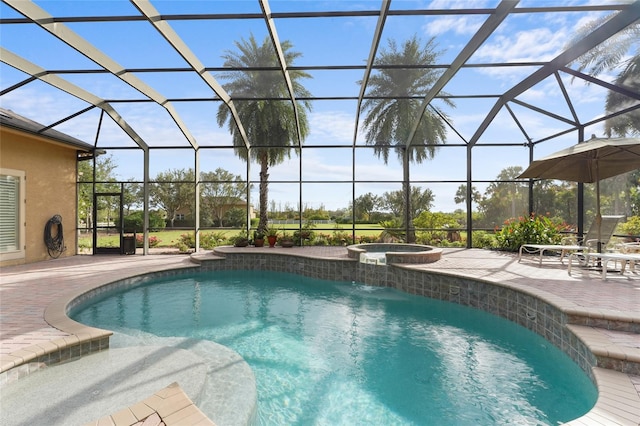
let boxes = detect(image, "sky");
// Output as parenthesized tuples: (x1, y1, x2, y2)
(0, 0, 631, 212)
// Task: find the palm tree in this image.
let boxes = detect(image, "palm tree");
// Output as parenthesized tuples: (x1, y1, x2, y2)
(569, 16, 640, 136)
(360, 35, 454, 242)
(216, 34, 312, 233)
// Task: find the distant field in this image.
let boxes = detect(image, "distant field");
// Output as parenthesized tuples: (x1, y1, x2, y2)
(78, 223, 385, 248)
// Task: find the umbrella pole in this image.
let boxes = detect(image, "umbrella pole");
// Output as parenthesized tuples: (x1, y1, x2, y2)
(596, 166, 602, 254)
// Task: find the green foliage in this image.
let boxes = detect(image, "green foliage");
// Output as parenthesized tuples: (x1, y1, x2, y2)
(471, 231, 498, 249)
(293, 220, 316, 243)
(357, 234, 378, 243)
(229, 227, 250, 246)
(379, 219, 405, 241)
(202, 232, 228, 249)
(175, 242, 190, 253)
(151, 168, 195, 227)
(176, 233, 195, 248)
(221, 208, 247, 228)
(494, 213, 564, 252)
(330, 230, 353, 246)
(200, 168, 247, 227)
(413, 211, 461, 244)
(177, 231, 228, 249)
(360, 35, 453, 164)
(216, 34, 312, 232)
(265, 227, 279, 237)
(123, 210, 166, 232)
(620, 216, 640, 237)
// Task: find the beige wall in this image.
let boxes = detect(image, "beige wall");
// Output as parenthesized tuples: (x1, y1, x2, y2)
(1, 127, 80, 267)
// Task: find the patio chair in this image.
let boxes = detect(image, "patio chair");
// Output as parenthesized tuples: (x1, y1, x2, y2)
(518, 215, 624, 266)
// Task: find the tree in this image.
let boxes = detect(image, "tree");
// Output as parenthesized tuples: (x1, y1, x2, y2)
(77, 154, 119, 230)
(627, 170, 640, 216)
(216, 34, 312, 233)
(150, 168, 195, 227)
(604, 56, 640, 136)
(383, 187, 435, 219)
(454, 184, 481, 206)
(122, 179, 143, 215)
(359, 35, 454, 242)
(478, 166, 528, 228)
(200, 168, 247, 227)
(354, 193, 381, 222)
(569, 17, 640, 136)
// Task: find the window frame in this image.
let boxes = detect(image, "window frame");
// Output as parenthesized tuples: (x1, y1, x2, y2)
(0, 168, 26, 261)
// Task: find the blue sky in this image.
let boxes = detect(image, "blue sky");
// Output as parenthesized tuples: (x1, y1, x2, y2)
(0, 1, 629, 212)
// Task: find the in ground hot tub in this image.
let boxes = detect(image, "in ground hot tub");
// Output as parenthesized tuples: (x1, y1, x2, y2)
(347, 243, 442, 264)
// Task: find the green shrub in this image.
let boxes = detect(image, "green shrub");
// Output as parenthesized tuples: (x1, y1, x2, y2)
(471, 231, 497, 249)
(357, 234, 379, 243)
(201, 231, 227, 249)
(176, 242, 190, 253)
(311, 233, 329, 246)
(495, 213, 563, 252)
(620, 216, 640, 238)
(379, 219, 404, 241)
(123, 210, 165, 232)
(330, 230, 353, 246)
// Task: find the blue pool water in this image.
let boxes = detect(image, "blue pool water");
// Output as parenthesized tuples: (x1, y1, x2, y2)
(72, 270, 596, 425)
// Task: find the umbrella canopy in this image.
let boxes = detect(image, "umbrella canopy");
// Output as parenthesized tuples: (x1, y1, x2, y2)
(518, 137, 640, 251)
(517, 137, 640, 183)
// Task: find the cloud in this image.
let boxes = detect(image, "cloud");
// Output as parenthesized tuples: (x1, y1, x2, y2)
(308, 110, 356, 143)
(475, 27, 567, 63)
(423, 15, 485, 37)
(422, 0, 494, 36)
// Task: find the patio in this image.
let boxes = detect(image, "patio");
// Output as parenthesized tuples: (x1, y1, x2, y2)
(0, 248, 639, 424)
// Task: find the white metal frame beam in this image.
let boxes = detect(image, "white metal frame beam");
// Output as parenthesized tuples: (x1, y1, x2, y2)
(352, 0, 391, 147)
(130, 0, 251, 150)
(260, 0, 303, 148)
(1, 47, 149, 150)
(4, 0, 199, 150)
(468, 1, 640, 146)
(404, 0, 519, 148)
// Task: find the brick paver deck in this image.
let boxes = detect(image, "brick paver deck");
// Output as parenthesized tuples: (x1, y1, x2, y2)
(1, 247, 639, 425)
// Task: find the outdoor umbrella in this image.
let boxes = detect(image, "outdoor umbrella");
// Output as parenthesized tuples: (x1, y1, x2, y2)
(517, 136, 640, 251)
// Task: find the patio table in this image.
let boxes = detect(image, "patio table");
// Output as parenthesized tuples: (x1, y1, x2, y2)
(567, 251, 640, 280)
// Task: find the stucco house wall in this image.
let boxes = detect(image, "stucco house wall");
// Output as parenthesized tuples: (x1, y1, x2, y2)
(1, 116, 91, 267)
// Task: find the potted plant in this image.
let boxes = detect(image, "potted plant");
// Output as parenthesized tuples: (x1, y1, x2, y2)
(253, 230, 265, 247)
(266, 227, 279, 248)
(295, 220, 315, 245)
(279, 230, 294, 248)
(231, 228, 249, 247)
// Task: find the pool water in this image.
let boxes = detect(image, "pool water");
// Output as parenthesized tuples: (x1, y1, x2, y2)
(72, 270, 596, 425)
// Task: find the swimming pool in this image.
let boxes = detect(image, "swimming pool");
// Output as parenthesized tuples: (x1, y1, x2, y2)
(71, 270, 596, 425)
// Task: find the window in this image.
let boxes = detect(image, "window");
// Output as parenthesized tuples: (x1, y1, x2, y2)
(176, 213, 185, 221)
(0, 169, 25, 261)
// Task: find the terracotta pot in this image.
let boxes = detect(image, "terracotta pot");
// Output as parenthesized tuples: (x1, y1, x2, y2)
(267, 235, 277, 247)
(254, 238, 265, 247)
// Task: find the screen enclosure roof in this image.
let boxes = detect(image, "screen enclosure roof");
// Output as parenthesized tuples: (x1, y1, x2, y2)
(1, 0, 639, 154)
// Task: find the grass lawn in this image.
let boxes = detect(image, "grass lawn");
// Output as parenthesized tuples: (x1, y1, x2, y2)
(79, 223, 385, 248)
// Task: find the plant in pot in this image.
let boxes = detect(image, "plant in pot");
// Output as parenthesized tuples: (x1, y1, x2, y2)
(279, 230, 295, 248)
(231, 228, 249, 247)
(266, 227, 279, 248)
(253, 230, 265, 247)
(295, 220, 315, 245)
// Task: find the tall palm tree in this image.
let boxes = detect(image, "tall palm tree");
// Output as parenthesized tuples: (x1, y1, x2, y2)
(216, 34, 312, 233)
(360, 35, 454, 242)
(569, 16, 640, 136)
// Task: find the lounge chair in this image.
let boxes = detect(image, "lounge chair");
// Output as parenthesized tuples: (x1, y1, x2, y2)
(518, 215, 624, 266)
